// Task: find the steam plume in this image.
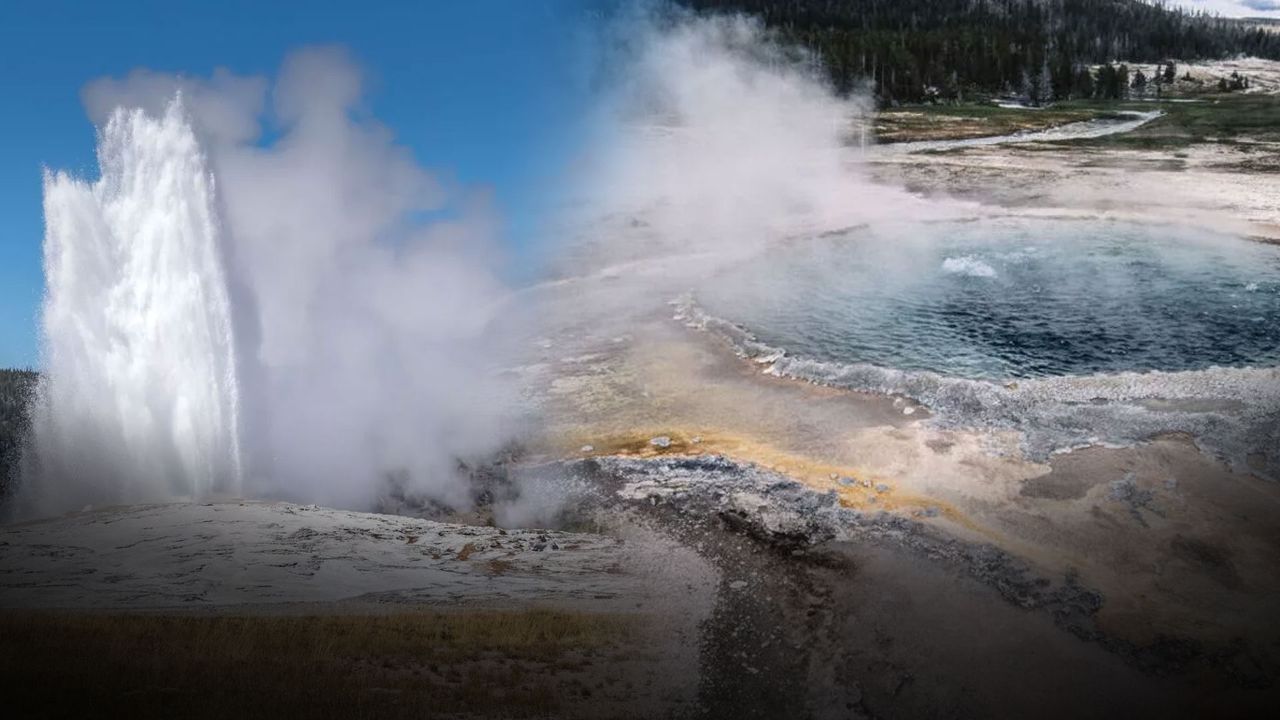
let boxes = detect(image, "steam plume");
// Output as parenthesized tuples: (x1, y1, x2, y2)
(26, 48, 514, 516)
(558, 10, 945, 275)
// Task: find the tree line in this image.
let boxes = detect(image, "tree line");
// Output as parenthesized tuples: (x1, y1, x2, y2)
(680, 0, 1280, 104)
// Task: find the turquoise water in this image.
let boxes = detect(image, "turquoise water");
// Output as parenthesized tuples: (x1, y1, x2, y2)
(699, 219, 1280, 380)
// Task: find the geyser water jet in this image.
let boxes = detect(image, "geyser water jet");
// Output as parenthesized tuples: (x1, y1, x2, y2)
(31, 99, 243, 514)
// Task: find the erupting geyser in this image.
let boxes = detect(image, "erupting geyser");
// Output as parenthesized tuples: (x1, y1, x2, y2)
(30, 100, 243, 514)
(20, 49, 514, 517)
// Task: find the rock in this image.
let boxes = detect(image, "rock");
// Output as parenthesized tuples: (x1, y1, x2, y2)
(580, 445, 595, 453)
(690, 436, 703, 444)
(903, 406, 916, 415)
(728, 580, 748, 590)
(875, 483, 890, 494)
(837, 477, 855, 487)
(1109, 472, 1160, 526)
(650, 436, 672, 449)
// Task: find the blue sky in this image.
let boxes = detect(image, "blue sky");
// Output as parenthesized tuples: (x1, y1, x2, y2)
(0, 0, 602, 368)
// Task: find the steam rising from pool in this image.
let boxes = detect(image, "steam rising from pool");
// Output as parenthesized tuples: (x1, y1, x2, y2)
(556, 10, 949, 276)
(546, 10, 1278, 479)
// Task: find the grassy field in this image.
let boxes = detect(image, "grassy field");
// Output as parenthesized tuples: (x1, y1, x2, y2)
(0, 609, 646, 719)
(872, 94, 1280, 149)
(1058, 94, 1280, 148)
(872, 103, 1108, 143)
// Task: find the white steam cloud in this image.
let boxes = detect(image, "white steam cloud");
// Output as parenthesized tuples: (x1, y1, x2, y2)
(557, 11, 946, 277)
(26, 48, 517, 517)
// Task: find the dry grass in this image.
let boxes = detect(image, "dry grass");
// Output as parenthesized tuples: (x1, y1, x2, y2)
(873, 105, 1098, 143)
(0, 609, 639, 719)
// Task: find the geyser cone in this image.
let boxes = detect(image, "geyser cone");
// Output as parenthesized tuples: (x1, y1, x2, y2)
(29, 98, 242, 514)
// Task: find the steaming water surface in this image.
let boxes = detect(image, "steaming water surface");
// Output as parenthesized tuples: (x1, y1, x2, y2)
(699, 219, 1280, 379)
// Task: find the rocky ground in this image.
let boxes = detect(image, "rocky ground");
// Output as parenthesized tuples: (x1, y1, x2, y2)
(869, 137, 1280, 243)
(494, 77, 1280, 715)
(7, 451, 1277, 718)
(554, 454, 1280, 718)
(0, 501, 652, 611)
(0, 500, 714, 719)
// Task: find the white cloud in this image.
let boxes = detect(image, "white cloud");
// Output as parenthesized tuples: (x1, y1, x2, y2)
(1168, 0, 1280, 18)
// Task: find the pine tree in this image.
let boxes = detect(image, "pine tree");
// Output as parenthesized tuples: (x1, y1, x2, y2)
(681, 0, 1280, 104)
(1132, 68, 1148, 94)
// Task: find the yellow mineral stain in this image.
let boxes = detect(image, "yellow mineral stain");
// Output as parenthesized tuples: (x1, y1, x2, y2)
(543, 427, 993, 539)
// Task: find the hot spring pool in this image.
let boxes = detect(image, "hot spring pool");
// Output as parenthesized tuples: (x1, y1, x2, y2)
(698, 219, 1280, 379)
